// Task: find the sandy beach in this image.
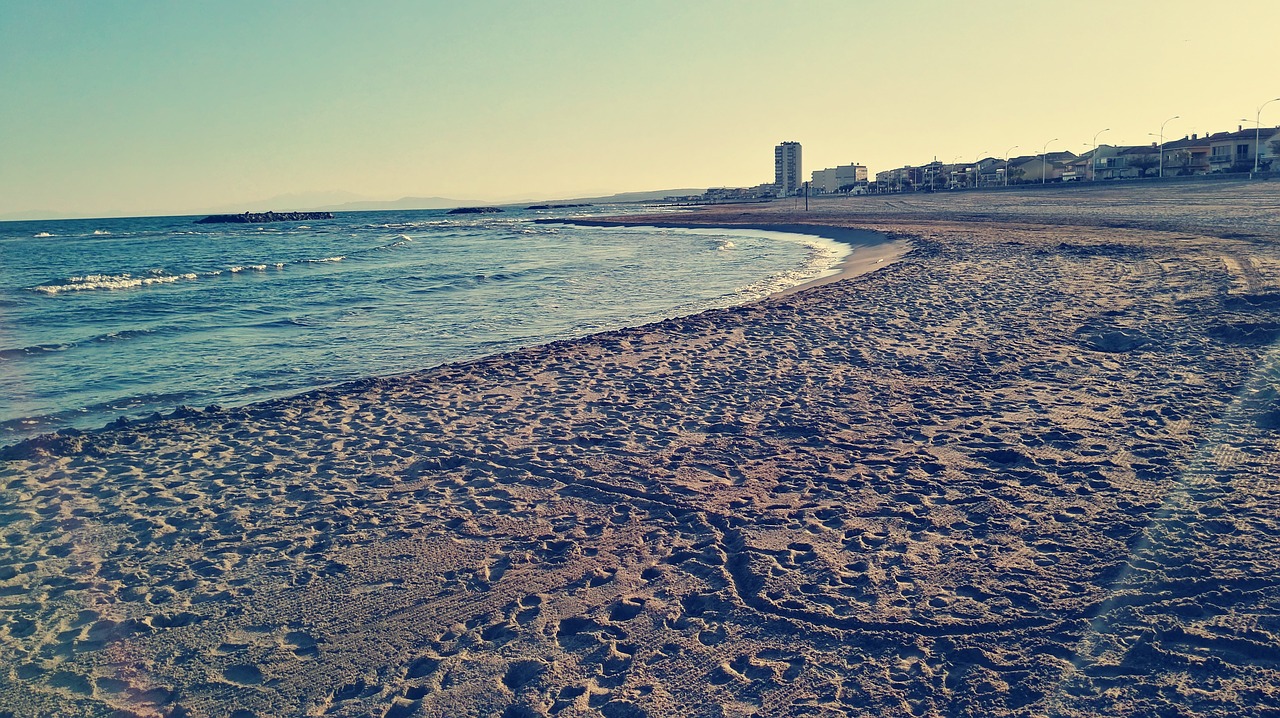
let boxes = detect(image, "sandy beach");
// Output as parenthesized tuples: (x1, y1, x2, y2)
(4, 180, 1280, 717)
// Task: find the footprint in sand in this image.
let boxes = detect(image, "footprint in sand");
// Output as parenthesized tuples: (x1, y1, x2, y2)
(515, 594, 542, 625)
(222, 664, 263, 685)
(502, 659, 547, 692)
(608, 597, 645, 622)
(284, 630, 319, 659)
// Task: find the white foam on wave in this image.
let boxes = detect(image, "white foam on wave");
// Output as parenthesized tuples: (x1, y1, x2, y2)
(375, 235, 414, 250)
(305, 256, 345, 263)
(730, 240, 843, 300)
(92, 230, 111, 235)
(32, 271, 199, 295)
(34, 232, 53, 238)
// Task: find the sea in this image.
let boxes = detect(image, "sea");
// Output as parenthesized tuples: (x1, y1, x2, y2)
(0, 205, 851, 446)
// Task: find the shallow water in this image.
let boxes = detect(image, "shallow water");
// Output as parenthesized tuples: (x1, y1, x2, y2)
(0, 206, 850, 443)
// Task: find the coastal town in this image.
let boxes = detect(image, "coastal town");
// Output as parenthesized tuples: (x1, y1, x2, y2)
(685, 120, 1280, 202)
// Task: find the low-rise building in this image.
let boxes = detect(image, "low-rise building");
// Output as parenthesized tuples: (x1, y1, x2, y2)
(701, 183, 779, 202)
(1161, 134, 1212, 176)
(1206, 126, 1279, 172)
(969, 157, 1002, 187)
(811, 168, 839, 193)
(834, 163, 868, 190)
(1008, 151, 1077, 183)
(875, 166, 922, 191)
(811, 164, 868, 193)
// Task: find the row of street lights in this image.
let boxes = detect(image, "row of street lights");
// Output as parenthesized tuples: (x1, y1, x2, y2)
(936, 99, 1276, 191)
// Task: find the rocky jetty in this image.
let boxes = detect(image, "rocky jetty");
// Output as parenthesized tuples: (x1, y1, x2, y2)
(196, 211, 334, 224)
(445, 206, 503, 214)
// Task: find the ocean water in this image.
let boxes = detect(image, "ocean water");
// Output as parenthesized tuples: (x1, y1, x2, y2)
(0, 206, 850, 445)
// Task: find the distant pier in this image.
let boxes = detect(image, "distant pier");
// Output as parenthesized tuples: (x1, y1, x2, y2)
(196, 211, 335, 224)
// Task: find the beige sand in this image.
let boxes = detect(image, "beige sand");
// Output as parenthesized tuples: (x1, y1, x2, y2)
(3, 181, 1280, 717)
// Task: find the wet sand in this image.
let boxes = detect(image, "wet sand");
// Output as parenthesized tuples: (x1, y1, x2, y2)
(3, 181, 1280, 717)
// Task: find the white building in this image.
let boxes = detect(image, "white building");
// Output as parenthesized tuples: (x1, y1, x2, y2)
(835, 163, 868, 190)
(811, 163, 868, 193)
(775, 141, 802, 195)
(811, 168, 838, 193)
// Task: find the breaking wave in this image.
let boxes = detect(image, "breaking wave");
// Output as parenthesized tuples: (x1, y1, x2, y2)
(0, 342, 76, 360)
(30, 255, 333, 296)
(728, 240, 844, 300)
(32, 270, 200, 295)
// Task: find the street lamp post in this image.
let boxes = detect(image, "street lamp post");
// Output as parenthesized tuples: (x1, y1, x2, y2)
(1157, 115, 1179, 178)
(1003, 145, 1019, 187)
(1041, 138, 1058, 185)
(972, 150, 987, 188)
(1255, 98, 1280, 174)
(1090, 128, 1110, 181)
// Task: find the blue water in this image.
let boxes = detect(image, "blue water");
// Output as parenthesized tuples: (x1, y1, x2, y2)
(0, 207, 848, 444)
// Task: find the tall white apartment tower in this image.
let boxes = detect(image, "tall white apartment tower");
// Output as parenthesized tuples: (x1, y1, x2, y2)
(775, 141, 802, 196)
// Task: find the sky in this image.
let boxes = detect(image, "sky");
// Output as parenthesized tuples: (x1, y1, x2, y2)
(2, 0, 1278, 218)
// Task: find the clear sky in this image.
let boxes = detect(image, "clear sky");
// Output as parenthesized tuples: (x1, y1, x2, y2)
(3, 0, 1277, 218)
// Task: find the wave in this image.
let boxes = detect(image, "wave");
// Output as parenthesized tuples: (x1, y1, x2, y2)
(31, 271, 199, 295)
(0, 342, 76, 360)
(92, 230, 111, 235)
(27, 253, 345, 296)
(372, 234, 414, 251)
(473, 269, 532, 283)
(33, 232, 53, 238)
(95, 328, 157, 342)
(374, 221, 453, 231)
(0, 327, 164, 361)
(245, 317, 315, 329)
(728, 241, 843, 300)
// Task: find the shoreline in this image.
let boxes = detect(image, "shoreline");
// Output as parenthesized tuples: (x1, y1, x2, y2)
(5, 184, 1280, 716)
(1, 221, 907, 454)
(549, 217, 912, 299)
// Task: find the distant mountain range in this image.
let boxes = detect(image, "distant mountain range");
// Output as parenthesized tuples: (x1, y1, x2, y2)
(307, 196, 485, 212)
(0, 189, 708, 222)
(307, 189, 708, 213)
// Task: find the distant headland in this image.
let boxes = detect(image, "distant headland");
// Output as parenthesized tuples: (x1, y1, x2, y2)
(446, 206, 504, 215)
(195, 211, 335, 224)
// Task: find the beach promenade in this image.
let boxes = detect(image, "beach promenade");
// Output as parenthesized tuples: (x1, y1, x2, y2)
(3, 181, 1280, 717)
